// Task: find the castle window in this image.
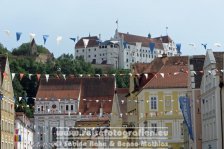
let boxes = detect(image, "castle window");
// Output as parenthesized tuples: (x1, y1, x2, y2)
(66, 105, 69, 111)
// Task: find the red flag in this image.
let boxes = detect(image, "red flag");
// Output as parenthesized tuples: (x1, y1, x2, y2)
(20, 73, 24, 80)
(37, 74, 41, 81)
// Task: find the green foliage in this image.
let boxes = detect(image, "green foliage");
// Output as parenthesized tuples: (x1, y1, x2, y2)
(12, 42, 50, 56)
(108, 68, 130, 88)
(1, 42, 130, 118)
(0, 43, 11, 55)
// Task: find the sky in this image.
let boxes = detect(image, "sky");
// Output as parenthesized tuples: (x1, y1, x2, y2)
(0, 0, 224, 57)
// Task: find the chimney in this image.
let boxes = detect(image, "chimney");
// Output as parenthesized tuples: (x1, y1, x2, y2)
(99, 34, 101, 40)
(127, 32, 129, 34)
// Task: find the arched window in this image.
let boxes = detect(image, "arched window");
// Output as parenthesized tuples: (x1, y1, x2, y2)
(52, 127, 57, 141)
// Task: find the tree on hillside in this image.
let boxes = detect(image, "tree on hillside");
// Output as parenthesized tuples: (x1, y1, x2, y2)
(0, 43, 10, 55)
(12, 42, 50, 56)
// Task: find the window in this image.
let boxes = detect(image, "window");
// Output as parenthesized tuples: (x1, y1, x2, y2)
(94, 48, 96, 51)
(71, 105, 74, 111)
(40, 134, 43, 141)
(41, 106, 43, 111)
(110, 45, 113, 48)
(52, 127, 57, 142)
(94, 55, 96, 57)
(82, 49, 84, 52)
(88, 55, 91, 58)
(127, 52, 128, 55)
(88, 49, 90, 52)
(66, 105, 69, 111)
(38, 107, 40, 112)
(128, 45, 130, 49)
(180, 123, 184, 136)
(150, 97, 157, 110)
(76, 50, 78, 53)
(164, 96, 172, 112)
(151, 123, 157, 134)
(126, 59, 128, 62)
(105, 46, 107, 48)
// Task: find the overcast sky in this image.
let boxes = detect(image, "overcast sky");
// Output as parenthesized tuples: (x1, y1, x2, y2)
(0, 0, 223, 57)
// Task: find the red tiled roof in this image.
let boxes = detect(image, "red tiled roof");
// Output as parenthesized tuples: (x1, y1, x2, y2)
(143, 56, 189, 89)
(118, 32, 164, 49)
(79, 77, 115, 114)
(75, 36, 99, 49)
(153, 35, 173, 43)
(36, 77, 115, 115)
(36, 78, 81, 99)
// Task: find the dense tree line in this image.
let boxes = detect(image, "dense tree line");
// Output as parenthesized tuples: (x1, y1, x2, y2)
(0, 42, 130, 117)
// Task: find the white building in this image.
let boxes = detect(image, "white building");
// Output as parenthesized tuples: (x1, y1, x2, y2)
(14, 112, 34, 149)
(34, 77, 116, 149)
(200, 49, 224, 149)
(75, 30, 179, 69)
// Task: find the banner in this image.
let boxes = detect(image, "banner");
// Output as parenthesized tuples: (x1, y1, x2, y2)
(176, 43, 181, 54)
(149, 42, 155, 54)
(179, 96, 194, 140)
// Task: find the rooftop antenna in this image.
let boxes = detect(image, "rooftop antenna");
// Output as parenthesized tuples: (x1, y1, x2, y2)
(116, 19, 119, 31)
(166, 26, 168, 36)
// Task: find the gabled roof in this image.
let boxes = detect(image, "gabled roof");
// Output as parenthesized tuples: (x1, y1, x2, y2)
(75, 36, 100, 49)
(79, 77, 115, 114)
(153, 35, 173, 43)
(143, 56, 188, 89)
(36, 78, 81, 99)
(118, 32, 164, 49)
(36, 77, 115, 115)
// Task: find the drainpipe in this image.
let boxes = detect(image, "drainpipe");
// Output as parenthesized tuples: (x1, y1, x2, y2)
(219, 80, 223, 148)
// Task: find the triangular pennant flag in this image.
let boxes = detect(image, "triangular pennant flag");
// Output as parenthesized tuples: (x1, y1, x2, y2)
(62, 74, 66, 80)
(43, 35, 49, 44)
(19, 97, 22, 101)
(160, 73, 164, 78)
(70, 38, 76, 42)
(144, 73, 148, 79)
(188, 43, 196, 47)
(214, 43, 222, 47)
(3, 30, 10, 36)
(56, 36, 62, 45)
(16, 32, 22, 41)
(19, 73, 24, 80)
(129, 73, 132, 76)
(176, 43, 181, 54)
(95, 74, 100, 79)
(45, 74, 49, 82)
(221, 69, 224, 73)
(37, 74, 41, 81)
(28, 74, 32, 80)
(201, 43, 207, 50)
(11, 73, 16, 80)
(149, 42, 155, 54)
(3, 72, 7, 78)
(208, 70, 212, 74)
(83, 39, 89, 48)
(29, 33, 36, 41)
(174, 72, 179, 75)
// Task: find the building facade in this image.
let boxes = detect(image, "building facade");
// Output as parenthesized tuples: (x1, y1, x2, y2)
(14, 112, 34, 149)
(34, 77, 119, 149)
(0, 55, 15, 149)
(75, 30, 179, 69)
(127, 56, 189, 148)
(200, 50, 224, 149)
(187, 55, 204, 149)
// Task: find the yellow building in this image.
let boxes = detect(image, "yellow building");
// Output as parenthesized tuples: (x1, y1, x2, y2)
(127, 56, 189, 149)
(0, 55, 15, 149)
